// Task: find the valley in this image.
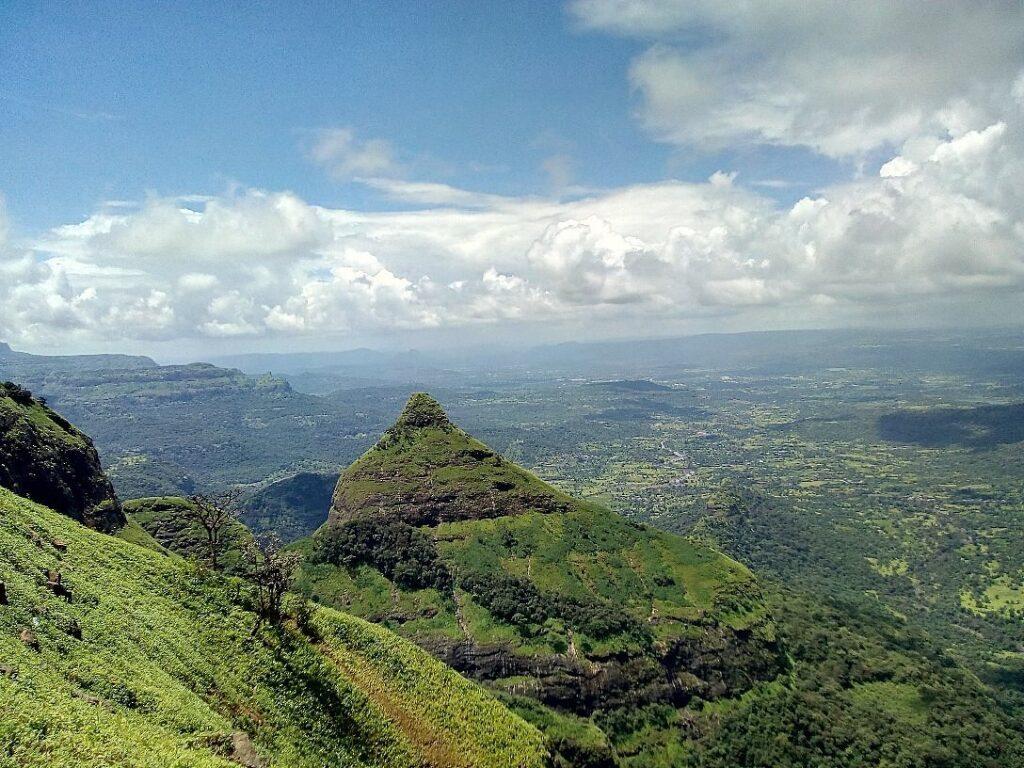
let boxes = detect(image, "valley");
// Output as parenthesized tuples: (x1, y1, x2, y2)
(2, 327, 1024, 766)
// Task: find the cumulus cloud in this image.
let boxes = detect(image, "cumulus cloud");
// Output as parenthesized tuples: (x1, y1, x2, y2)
(571, 0, 1024, 158)
(2, 82, 1022, 349)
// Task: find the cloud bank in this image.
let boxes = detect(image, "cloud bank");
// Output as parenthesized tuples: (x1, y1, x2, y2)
(2, 103, 1022, 348)
(571, 0, 1024, 157)
(1, 2, 1021, 351)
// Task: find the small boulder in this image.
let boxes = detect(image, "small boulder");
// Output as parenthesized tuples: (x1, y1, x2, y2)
(19, 628, 39, 651)
(45, 570, 72, 602)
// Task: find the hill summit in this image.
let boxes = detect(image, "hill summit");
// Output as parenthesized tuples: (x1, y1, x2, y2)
(328, 392, 575, 527)
(306, 393, 786, 765)
(393, 391, 451, 429)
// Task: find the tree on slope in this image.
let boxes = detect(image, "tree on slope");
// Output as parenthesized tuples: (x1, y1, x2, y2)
(186, 489, 243, 571)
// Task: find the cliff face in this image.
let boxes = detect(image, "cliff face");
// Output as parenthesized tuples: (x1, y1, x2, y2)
(308, 393, 786, 763)
(327, 393, 576, 527)
(0, 382, 123, 531)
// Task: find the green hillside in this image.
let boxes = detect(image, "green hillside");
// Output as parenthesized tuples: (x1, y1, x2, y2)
(0, 486, 547, 768)
(302, 394, 784, 764)
(0, 382, 123, 532)
(242, 471, 336, 543)
(123, 496, 254, 574)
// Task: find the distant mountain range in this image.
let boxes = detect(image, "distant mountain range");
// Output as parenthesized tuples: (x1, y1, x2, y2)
(0, 341, 156, 376)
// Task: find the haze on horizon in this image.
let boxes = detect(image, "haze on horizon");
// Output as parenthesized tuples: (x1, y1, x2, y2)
(1, 1, 1023, 359)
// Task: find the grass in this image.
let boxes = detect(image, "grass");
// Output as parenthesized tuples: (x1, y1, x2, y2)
(0, 487, 547, 768)
(299, 394, 782, 763)
(0, 393, 89, 452)
(846, 681, 929, 726)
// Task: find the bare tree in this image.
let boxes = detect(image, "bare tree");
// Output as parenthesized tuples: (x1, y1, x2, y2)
(186, 489, 244, 571)
(243, 533, 302, 626)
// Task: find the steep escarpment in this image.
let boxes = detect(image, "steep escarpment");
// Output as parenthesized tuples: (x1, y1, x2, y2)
(0, 382, 123, 531)
(304, 393, 785, 764)
(328, 393, 577, 527)
(0, 398, 548, 768)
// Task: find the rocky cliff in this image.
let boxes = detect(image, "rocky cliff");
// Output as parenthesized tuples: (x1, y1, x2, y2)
(0, 382, 123, 531)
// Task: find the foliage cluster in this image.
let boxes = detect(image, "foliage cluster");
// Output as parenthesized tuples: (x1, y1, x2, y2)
(312, 519, 452, 592)
(460, 571, 641, 640)
(676, 589, 1024, 768)
(123, 496, 251, 575)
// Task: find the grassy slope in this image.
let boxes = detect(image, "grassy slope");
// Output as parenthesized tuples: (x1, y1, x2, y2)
(0, 487, 546, 768)
(0, 394, 90, 452)
(123, 496, 253, 574)
(313, 395, 769, 658)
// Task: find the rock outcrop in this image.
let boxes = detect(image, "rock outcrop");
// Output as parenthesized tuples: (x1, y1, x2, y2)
(327, 393, 576, 526)
(0, 382, 123, 531)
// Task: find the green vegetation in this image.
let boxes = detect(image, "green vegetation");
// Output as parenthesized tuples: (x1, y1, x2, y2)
(301, 394, 784, 765)
(313, 518, 453, 591)
(241, 471, 335, 542)
(123, 496, 253, 575)
(7, 329, 1024, 765)
(328, 394, 577, 527)
(879, 402, 1024, 448)
(0, 486, 547, 768)
(0, 383, 123, 531)
(674, 590, 1024, 768)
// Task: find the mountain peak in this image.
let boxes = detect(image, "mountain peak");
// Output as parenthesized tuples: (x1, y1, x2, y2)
(327, 394, 574, 527)
(394, 392, 450, 430)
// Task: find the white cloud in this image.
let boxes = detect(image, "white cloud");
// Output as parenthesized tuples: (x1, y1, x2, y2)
(308, 127, 401, 180)
(571, 1, 1024, 158)
(359, 178, 515, 209)
(2, 88, 1022, 349)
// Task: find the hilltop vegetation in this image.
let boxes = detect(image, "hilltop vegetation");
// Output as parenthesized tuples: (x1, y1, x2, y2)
(301, 394, 784, 765)
(0, 382, 123, 532)
(0, 491, 546, 767)
(328, 393, 578, 527)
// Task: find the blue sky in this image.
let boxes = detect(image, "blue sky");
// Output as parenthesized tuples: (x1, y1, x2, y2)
(0, 1, 1021, 356)
(0, 1, 842, 233)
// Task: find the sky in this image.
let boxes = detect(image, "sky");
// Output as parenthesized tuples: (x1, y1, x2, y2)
(1, 0, 1022, 358)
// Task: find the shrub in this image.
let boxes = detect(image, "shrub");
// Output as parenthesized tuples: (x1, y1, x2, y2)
(312, 520, 453, 592)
